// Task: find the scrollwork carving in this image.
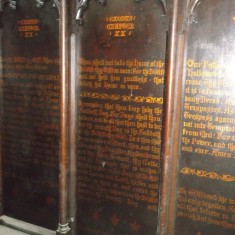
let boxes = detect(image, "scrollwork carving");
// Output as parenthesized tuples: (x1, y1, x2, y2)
(180, 167, 235, 182)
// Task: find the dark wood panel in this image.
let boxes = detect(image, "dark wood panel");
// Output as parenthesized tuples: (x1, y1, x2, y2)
(76, 0, 166, 234)
(174, 1, 235, 234)
(0, 0, 60, 230)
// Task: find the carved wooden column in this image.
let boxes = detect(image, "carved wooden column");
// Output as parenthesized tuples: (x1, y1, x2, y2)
(57, 0, 71, 234)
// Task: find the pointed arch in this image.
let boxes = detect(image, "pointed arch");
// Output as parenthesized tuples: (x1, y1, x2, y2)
(188, 0, 202, 23)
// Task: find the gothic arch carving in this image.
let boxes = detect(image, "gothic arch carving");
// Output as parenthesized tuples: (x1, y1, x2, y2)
(159, 0, 166, 14)
(53, 0, 60, 13)
(188, 0, 202, 24)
